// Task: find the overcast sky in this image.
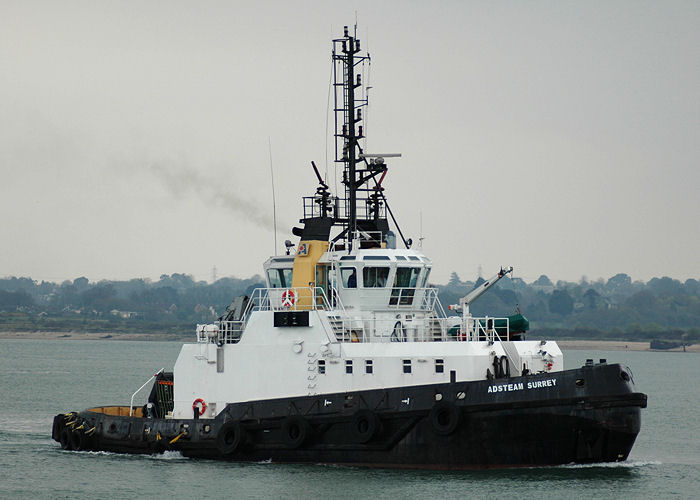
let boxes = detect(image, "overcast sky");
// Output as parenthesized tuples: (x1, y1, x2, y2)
(1, 1, 698, 285)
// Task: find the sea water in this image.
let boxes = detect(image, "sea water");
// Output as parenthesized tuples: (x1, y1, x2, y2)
(1, 339, 698, 499)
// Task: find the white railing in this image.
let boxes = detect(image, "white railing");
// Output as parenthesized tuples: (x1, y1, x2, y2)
(128, 368, 164, 416)
(209, 287, 334, 344)
(328, 315, 512, 344)
(198, 285, 512, 347)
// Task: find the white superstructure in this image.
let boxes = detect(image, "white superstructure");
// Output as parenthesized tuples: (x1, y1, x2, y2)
(171, 245, 562, 419)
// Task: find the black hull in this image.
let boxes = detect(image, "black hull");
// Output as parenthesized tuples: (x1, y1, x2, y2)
(52, 363, 646, 469)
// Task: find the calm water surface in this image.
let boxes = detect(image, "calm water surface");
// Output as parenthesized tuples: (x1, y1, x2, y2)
(1, 339, 698, 499)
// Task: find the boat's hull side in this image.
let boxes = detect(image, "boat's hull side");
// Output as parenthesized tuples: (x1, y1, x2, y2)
(52, 363, 646, 468)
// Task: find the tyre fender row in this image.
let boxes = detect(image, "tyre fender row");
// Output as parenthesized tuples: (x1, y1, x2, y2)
(54, 413, 96, 452)
(215, 409, 386, 455)
(214, 401, 460, 455)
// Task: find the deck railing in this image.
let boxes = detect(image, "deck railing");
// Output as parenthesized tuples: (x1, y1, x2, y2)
(328, 315, 510, 344)
(197, 285, 511, 346)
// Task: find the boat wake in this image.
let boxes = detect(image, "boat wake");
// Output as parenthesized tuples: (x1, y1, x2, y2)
(559, 460, 661, 469)
(60, 449, 188, 461)
(147, 450, 187, 461)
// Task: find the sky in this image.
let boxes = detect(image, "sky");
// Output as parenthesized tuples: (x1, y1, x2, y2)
(1, 1, 698, 285)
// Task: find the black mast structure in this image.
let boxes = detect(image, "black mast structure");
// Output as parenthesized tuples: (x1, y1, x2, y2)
(296, 26, 404, 250)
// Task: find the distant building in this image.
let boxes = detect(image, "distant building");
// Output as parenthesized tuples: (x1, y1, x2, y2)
(109, 309, 138, 319)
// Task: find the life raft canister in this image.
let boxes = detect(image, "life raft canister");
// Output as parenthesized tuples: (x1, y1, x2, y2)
(281, 289, 296, 307)
(192, 398, 206, 416)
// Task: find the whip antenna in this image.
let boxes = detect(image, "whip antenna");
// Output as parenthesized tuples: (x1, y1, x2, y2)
(268, 137, 278, 254)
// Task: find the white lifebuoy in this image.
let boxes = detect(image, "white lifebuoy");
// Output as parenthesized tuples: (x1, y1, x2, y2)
(282, 289, 296, 307)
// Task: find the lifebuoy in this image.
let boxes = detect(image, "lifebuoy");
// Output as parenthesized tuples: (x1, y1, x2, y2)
(429, 401, 461, 436)
(282, 415, 310, 448)
(352, 409, 381, 443)
(217, 421, 246, 455)
(192, 398, 207, 416)
(282, 289, 296, 308)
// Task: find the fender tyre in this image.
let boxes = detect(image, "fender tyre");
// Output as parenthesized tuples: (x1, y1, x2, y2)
(59, 427, 73, 450)
(70, 429, 88, 451)
(282, 416, 310, 449)
(217, 421, 245, 455)
(52, 415, 64, 441)
(429, 401, 461, 436)
(352, 410, 381, 443)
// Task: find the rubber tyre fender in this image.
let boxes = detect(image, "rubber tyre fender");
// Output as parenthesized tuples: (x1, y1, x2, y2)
(70, 429, 88, 451)
(59, 427, 73, 450)
(52, 415, 64, 441)
(352, 409, 381, 444)
(282, 416, 310, 449)
(216, 421, 246, 455)
(429, 401, 461, 436)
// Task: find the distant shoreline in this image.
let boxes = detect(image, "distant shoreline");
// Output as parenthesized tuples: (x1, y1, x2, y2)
(0, 331, 190, 342)
(0, 331, 697, 352)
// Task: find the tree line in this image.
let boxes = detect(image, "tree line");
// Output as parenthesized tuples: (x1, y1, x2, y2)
(0, 272, 698, 342)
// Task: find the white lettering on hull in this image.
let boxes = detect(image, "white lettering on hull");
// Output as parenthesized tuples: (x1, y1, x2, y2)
(487, 378, 557, 394)
(487, 382, 524, 393)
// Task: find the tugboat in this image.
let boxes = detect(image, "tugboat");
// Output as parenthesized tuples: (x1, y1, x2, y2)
(52, 26, 646, 468)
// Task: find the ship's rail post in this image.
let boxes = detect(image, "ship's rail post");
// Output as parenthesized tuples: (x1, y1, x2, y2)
(129, 368, 164, 416)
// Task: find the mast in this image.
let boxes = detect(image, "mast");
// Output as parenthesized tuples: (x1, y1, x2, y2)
(332, 26, 376, 250)
(345, 28, 358, 241)
(296, 26, 398, 250)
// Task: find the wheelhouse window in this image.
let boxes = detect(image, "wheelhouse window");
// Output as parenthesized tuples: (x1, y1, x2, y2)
(390, 267, 421, 305)
(421, 268, 431, 288)
(267, 269, 293, 288)
(341, 267, 358, 288)
(394, 267, 421, 287)
(362, 267, 389, 288)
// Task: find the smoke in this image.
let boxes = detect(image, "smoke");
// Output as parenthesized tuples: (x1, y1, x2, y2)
(148, 162, 287, 231)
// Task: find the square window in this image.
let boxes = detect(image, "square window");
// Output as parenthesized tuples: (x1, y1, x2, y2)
(345, 360, 353, 374)
(365, 359, 373, 374)
(318, 359, 326, 374)
(435, 359, 444, 374)
(403, 359, 412, 374)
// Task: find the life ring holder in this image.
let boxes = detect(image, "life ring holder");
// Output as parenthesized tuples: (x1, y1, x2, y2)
(282, 289, 296, 308)
(192, 398, 207, 417)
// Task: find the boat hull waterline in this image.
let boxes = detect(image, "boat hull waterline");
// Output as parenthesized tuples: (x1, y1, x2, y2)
(52, 363, 646, 469)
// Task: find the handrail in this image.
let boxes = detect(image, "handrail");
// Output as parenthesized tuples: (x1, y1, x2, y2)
(129, 368, 164, 416)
